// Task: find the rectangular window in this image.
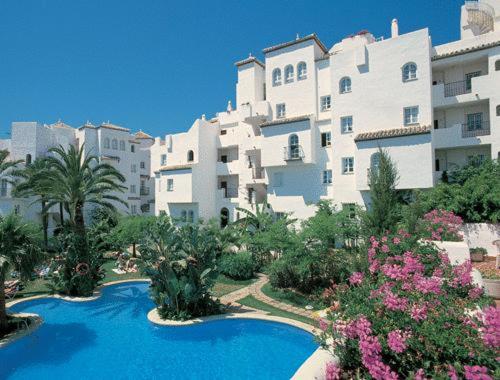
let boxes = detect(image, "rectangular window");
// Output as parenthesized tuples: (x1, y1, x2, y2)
(131, 145, 135, 153)
(130, 185, 136, 194)
(167, 179, 174, 191)
(275, 212, 285, 220)
(404, 106, 419, 125)
(320, 95, 331, 112)
(160, 154, 167, 166)
(467, 155, 485, 165)
(465, 71, 481, 90)
(131, 164, 137, 173)
(276, 103, 286, 119)
(341, 116, 353, 133)
(435, 159, 440, 172)
(322, 170, 332, 184)
(342, 157, 354, 174)
(220, 129, 227, 135)
(0, 179, 7, 197)
(321, 132, 331, 147)
(342, 203, 356, 219)
(120, 141, 125, 151)
(140, 161, 145, 169)
(131, 205, 137, 214)
(273, 172, 283, 187)
(466, 113, 483, 131)
(188, 210, 194, 223)
(181, 210, 187, 222)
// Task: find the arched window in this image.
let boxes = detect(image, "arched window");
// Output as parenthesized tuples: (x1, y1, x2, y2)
(284, 65, 294, 83)
(497, 105, 500, 116)
(120, 140, 125, 151)
(112, 139, 118, 150)
(104, 138, 110, 149)
(272, 68, 282, 86)
(289, 134, 300, 159)
(187, 150, 194, 162)
(297, 62, 307, 80)
(220, 207, 229, 228)
(402, 63, 417, 81)
(496, 60, 500, 71)
(340, 77, 352, 94)
(25, 154, 32, 165)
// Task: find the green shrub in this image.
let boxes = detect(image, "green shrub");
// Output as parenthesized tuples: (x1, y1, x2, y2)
(470, 247, 487, 255)
(219, 252, 255, 280)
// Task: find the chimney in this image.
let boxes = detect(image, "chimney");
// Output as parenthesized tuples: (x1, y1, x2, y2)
(391, 18, 399, 38)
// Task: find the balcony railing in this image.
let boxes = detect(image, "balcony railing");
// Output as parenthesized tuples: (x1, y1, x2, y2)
(462, 121, 490, 138)
(283, 145, 305, 161)
(220, 187, 238, 199)
(140, 187, 150, 196)
(444, 80, 471, 97)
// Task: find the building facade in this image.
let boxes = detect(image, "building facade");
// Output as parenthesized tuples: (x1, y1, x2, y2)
(151, 0, 500, 224)
(0, 121, 155, 229)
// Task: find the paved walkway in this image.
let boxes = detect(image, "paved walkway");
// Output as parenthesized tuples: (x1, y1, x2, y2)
(220, 274, 315, 319)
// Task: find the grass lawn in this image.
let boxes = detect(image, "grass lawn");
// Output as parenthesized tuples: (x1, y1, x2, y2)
(260, 283, 318, 309)
(212, 275, 257, 297)
(237, 294, 316, 326)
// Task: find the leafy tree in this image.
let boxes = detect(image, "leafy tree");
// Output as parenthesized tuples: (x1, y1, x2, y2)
(365, 149, 401, 235)
(140, 216, 221, 320)
(111, 215, 155, 257)
(13, 158, 52, 247)
(0, 214, 43, 334)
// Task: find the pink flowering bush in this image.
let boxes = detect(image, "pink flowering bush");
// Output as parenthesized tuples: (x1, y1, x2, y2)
(319, 230, 498, 379)
(421, 209, 463, 241)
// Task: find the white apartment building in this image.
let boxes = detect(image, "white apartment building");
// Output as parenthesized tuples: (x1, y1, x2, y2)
(0, 121, 155, 229)
(151, 0, 500, 225)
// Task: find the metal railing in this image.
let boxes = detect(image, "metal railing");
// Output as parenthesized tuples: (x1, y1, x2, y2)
(140, 187, 150, 196)
(220, 186, 238, 198)
(462, 120, 490, 138)
(283, 145, 305, 161)
(444, 80, 471, 97)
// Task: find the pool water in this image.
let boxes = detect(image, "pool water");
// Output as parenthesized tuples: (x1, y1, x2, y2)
(1, 282, 318, 379)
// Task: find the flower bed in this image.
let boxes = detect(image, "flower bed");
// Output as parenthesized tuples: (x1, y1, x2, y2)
(319, 230, 498, 379)
(421, 209, 463, 242)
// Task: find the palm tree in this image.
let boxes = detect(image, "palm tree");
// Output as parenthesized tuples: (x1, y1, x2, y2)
(13, 158, 52, 247)
(39, 145, 128, 236)
(0, 214, 43, 334)
(235, 201, 274, 234)
(0, 149, 23, 183)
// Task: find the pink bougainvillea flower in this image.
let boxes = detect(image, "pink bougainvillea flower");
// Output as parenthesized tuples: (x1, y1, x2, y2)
(325, 362, 341, 380)
(349, 272, 364, 285)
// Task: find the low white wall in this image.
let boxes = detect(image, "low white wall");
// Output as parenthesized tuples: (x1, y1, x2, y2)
(461, 223, 500, 256)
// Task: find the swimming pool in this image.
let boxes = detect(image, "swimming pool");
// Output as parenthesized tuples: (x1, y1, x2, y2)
(1, 282, 318, 379)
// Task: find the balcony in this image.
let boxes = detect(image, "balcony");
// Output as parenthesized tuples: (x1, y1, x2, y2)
(219, 187, 238, 199)
(216, 160, 239, 176)
(432, 74, 488, 108)
(462, 120, 490, 138)
(252, 167, 265, 180)
(140, 187, 150, 196)
(283, 146, 305, 161)
(433, 121, 491, 149)
(444, 80, 471, 97)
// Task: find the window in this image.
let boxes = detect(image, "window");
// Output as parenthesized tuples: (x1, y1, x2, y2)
(320, 95, 331, 111)
(322, 170, 332, 184)
(131, 205, 137, 215)
(496, 105, 500, 117)
(160, 154, 167, 166)
(131, 145, 135, 153)
(276, 103, 286, 118)
(466, 113, 483, 130)
(131, 164, 137, 173)
(130, 185, 136, 194)
(465, 71, 481, 90)
(275, 212, 286, 220)
(112, 139, 118, 150)
(468, 155, 485, 165)
(284, 65, 294, 83)
(140, 161, 145, 169)
(288, 134, 300, 159)
(340, 77, 351, 94)
(120, 140, 125, 151)
(341, 116, 353, 133)
(496, 60, 500, 71)
(297, 62, 307, 80)
(272, 68, 282, 86)
(188, 210, 194, 223)
(402, 63, 417, 81)
(181, 210, 187, 222)
(342, 203, 356, 219)
(220, 129, 227, 135)
(342, 157, 354, 174)
(167, 179, 174, 191)
(187, 150, 194, 162)
(273, 172, 283, 187)
(370, 152, 381, 173)
(104, 138, 110, 149)
(321, 132, 331, 147)
(14, 205, 20, 215)
(25, 154, 32, 165)
(404, 106, 419, 125)
(0, 179, 7, 197)
(435, 159, 440, 172)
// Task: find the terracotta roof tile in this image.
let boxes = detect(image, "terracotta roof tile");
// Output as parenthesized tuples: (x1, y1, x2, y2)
(158, 163, 193, 172)
(263, 34, 327, 54)
(135, 130, 154, 139)
(354, 125, 431, 142)
(260, 115, 311, 128)
(98, 123, 130, 132)
(432, 40, 500, 61)
(235, 56, 265, 68)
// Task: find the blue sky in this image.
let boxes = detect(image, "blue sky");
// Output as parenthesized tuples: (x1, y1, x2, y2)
(0, 0, 464, 138)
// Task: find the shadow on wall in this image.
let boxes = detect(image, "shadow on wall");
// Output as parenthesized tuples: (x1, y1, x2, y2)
(461, 223, 500, 256)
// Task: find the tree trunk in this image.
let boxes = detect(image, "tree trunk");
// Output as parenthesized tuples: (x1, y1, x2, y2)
(59, 202, 64, 226)
(74, 202, 86, 237)
(0, 274, 7, 334)
(42, 199, 48, 249)
(132, 243, 136, 258)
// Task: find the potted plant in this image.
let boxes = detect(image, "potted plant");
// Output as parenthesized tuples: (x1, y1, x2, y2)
(470, 247, 487, 262)
(480, 267, 500, 300)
